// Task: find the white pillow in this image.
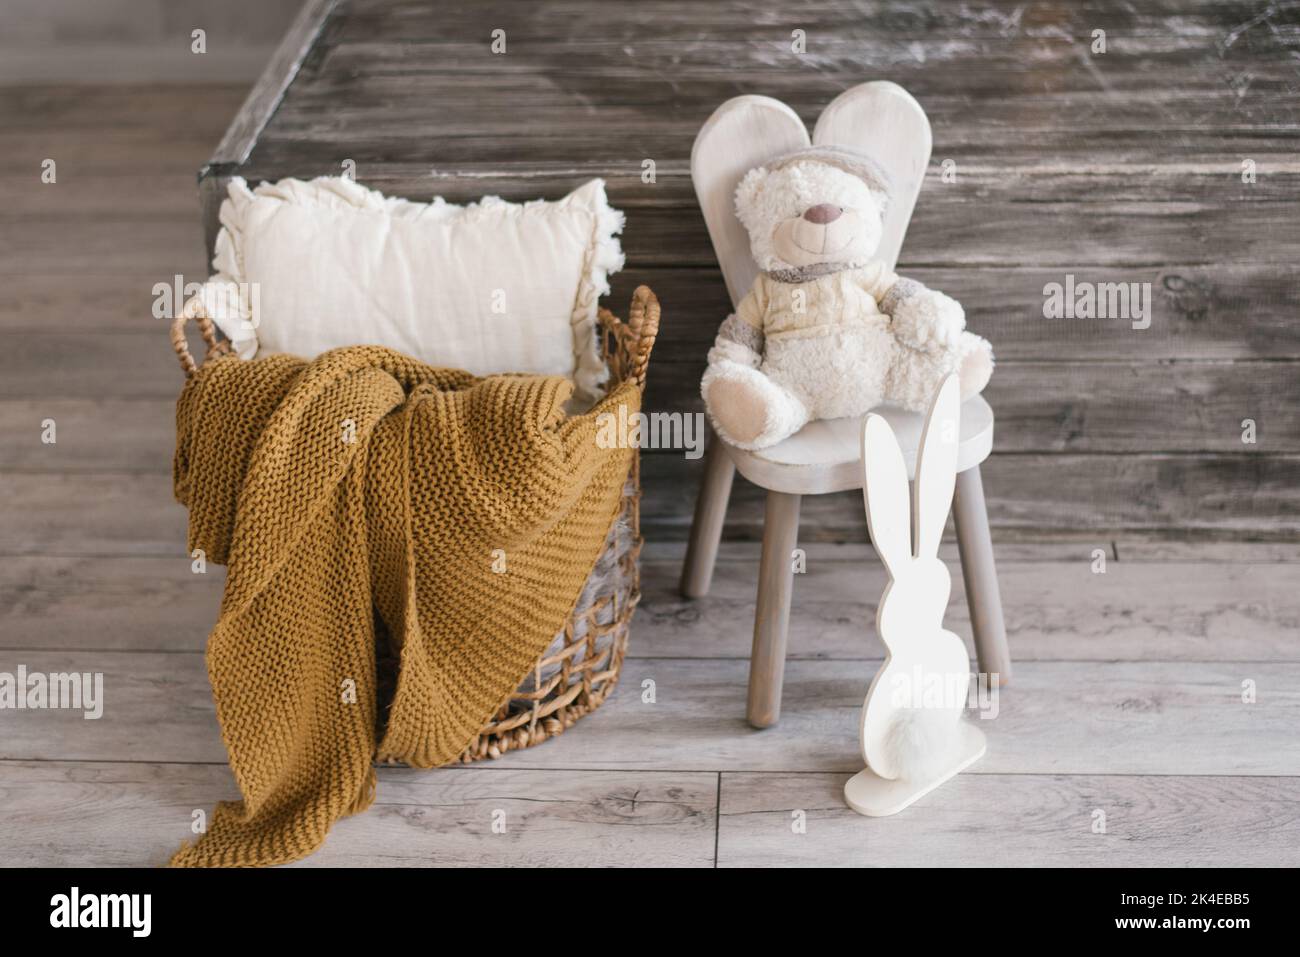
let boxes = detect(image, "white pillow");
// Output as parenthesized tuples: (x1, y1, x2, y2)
(189, 176, 624, 401)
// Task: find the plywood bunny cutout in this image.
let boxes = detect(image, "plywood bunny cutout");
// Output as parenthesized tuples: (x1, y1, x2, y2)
(844, 373, 987, 816)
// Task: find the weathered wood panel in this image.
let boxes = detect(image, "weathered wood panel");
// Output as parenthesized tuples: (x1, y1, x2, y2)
(642, 452, 1300, 540)
(0, 399, 177, 470)
(0, 219, 206, 277)
(294, 766, 717, 868)
(0, 172, 204, 218)
(4, 346, 1297, 455)
(1115, 540, 1300, 562)
(2, 129, 249, 178)
(3, 450, 1298, 558)
(5, 540, 1295, 662)
(255, 83, 1300, 156)
(608, 265, 1300, 362)
(202, 0, 340, 253)
(639, 359, 1300, 453)
(633, 553, 1300, 663)
(0, 2, 307, 85)
(0, 274, 187, 333)
(208, 0, 340, 168)
(640, 539, 1113, 563)
(5, 543, 1295, 661)
(187, 183, 1300, 270)
(0, 557, 222, 652)
(495, 659, 1300, 776)
(0, 474, 188, 556)
(226, 154, 1300, 215)
(327, 0, 1293, 41)
(200, 0, 1300, 536)
(0, 86, 250, 132)
(4, 652, 1295, 776)
(716, 772, 1300, 867)
(11, 757, 1297, 868)
(0, 761, 717, 867)
(0, 335, 189, 398)
(614, 201, 1300, 268)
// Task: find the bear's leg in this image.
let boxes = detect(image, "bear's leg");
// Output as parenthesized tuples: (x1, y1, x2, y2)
(759, 325, 890, 423)
(885, 333, 994, 412)
(702, 360, 810, 450)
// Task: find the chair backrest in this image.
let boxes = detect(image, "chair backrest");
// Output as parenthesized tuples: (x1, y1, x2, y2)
(692, 82, 933, 310)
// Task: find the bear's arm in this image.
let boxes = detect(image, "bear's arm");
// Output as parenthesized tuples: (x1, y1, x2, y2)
(877, 274, 967, 352)
(706, 282, 766, 369)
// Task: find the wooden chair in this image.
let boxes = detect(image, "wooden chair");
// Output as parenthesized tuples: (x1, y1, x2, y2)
(680, 82, 1011, 728)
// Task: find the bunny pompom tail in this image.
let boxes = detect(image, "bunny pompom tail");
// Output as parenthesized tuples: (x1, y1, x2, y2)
(883, 708, 964, 782)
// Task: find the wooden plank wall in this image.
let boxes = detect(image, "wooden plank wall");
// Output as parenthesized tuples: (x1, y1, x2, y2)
(202, 0, 1300, 541)
(0, 0, 307, 83)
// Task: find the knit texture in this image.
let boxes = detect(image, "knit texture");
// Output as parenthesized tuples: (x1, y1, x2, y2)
(169, 346, 637, 867)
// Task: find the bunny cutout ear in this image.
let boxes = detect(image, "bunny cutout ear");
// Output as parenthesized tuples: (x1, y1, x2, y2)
(862, 375, 962, 572)
(861, 413, 913, 578)
(912, 374, 961, 560)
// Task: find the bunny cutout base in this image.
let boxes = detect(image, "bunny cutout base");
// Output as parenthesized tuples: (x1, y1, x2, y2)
(844, 722, 986, 817)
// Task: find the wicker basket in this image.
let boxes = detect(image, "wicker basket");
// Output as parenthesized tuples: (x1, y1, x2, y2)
(170, 286, 660, 764)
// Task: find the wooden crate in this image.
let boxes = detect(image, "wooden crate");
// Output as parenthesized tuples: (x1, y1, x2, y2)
(199, 0, 1300, 541)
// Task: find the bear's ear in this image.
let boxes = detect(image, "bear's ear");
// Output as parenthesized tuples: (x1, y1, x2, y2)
(733, 165, 770, 233)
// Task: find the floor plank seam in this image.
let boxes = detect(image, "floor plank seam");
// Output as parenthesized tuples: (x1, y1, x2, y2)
(713, 772, 721, 869)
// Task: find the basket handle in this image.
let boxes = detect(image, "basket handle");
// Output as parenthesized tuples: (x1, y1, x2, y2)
(169, 301, 231, 379)
(618, 283, 660, 390)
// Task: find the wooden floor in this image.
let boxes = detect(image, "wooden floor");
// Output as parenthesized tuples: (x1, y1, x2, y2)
(2, 85, 1299, 868)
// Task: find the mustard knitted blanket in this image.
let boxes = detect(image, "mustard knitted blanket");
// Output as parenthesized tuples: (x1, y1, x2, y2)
(169, 346, 637, 867)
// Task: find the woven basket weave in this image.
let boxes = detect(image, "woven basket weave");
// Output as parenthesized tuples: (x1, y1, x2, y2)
(170, 286, 660, 763)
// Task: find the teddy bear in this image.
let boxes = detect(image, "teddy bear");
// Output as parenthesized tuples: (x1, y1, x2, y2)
(701, 146, 994, 451)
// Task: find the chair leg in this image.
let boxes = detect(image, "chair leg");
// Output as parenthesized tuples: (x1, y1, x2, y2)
(747, 490, 801, 728)
(953, 464, 1011, 686)
(680, 438, 735, 599)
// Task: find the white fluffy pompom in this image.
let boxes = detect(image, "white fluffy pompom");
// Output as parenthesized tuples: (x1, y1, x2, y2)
(883, 708, 964, 782)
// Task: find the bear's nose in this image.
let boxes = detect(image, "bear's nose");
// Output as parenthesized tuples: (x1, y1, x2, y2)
(802, 203, 842, 224)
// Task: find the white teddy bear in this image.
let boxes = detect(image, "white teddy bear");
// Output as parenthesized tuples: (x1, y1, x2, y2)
(701, 146, 994, 450)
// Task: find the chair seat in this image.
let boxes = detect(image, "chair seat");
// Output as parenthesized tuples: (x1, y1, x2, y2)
(725, 396, 994, 495)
